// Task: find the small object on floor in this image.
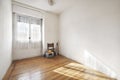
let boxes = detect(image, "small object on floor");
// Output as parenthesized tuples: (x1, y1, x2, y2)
(55, 42, 59, 55)
(45, 52, 54, 58)
(46, 50, 54, 58)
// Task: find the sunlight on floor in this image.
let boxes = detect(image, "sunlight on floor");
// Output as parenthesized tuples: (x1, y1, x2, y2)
(53, 63, 113, 80)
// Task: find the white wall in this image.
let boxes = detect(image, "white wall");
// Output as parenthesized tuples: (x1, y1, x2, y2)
(59, 0, 120, 79)
(0, 0, 12, 79)
(12, 3, 59, 60)
(44, 12, 59, 53)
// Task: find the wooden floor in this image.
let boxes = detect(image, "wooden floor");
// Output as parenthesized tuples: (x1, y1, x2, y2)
(4, 55, 116, 80)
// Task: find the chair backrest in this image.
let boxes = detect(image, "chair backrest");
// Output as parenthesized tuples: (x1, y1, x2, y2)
(47, 43, 54, 50)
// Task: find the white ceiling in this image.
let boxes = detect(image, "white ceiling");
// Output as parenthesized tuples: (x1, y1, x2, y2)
(13, 0, 79, 14)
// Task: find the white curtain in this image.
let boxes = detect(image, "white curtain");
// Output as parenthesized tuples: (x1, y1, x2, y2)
(13, 14, 42, 49)
(30, 17, 41, 48)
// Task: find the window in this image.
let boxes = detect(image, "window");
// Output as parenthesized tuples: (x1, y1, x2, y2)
(13, 14, 42, 49)
(16, 15, 42, 43)
(17, 21, 29, 42)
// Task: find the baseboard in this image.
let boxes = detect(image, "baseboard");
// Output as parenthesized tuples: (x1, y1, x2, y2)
(3, 63, 15, 80)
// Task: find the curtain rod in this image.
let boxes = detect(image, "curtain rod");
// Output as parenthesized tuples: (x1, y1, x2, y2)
(12, 1, 55, 15)
(13, 12, 44, 20)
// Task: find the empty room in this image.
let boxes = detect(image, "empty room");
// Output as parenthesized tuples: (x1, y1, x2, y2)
(0, 0, 120, 80)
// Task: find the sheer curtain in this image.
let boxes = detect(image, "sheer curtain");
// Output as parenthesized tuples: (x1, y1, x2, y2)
(13, 14, 42, 49)
(30, 17, 41, 48)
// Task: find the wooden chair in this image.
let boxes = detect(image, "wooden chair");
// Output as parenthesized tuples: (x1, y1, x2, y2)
(47, 43, 54, 51)
(44, 43, 56, 58)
